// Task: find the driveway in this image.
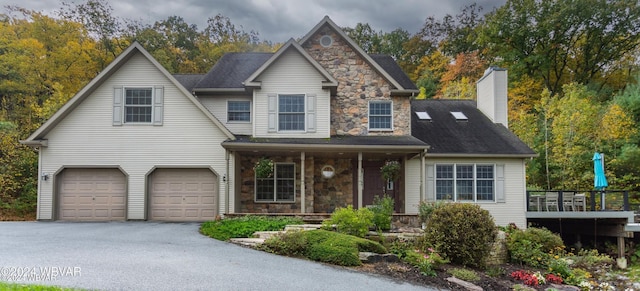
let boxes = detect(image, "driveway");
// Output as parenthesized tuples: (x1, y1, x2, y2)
(0, 222, 435, 291)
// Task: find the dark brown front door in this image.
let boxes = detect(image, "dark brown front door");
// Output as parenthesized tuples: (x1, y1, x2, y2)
(362, 161, 396, 209)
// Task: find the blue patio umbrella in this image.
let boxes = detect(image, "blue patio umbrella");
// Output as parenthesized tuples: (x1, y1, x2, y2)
(593, 152, 608, 210)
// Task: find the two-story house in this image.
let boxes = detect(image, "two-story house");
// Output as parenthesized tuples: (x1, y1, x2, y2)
(22, 16, 535, 226)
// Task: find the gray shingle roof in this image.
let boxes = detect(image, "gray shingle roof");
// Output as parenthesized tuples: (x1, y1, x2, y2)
(173, 74, 204, 91)
(225, 135, 427, 147)
(192, 52, 415, 90)
(411, 100, 536, 156)
(370, 54, 417, 90)
(194, 53, 272, 89)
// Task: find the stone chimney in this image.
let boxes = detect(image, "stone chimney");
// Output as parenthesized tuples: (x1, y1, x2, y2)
(476, 67, 508, 128)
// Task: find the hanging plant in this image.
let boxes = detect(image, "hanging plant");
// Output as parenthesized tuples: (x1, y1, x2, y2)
(254, 158, 274, 178)
(380, 160, 401, 181)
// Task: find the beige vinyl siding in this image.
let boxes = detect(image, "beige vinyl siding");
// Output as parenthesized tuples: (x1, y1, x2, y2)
(405, 157, 527, 227)
(37, 52, 231, 220)
(403, 157, 423, 214)
(254, 49, 330, 138)
(200, 96, 252, 135)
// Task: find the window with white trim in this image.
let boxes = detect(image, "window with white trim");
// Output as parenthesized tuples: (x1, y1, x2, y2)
(436, 164, 495, 201)
(227, 101, 251, 122)
(256, 163, 295, 202)
(124, 88, 153, 123)
(278, 94, 305, 131)
(369, 101, 392, 130)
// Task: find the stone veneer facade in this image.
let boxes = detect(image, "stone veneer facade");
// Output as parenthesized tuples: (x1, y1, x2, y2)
(302, 26, 411, 136)
(239, 155, 354, 213)
(237, 26, 414, 214)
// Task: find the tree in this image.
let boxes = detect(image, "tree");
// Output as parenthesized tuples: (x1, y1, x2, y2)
(419, 3, 484, 57)
(479, 0, 640, 96)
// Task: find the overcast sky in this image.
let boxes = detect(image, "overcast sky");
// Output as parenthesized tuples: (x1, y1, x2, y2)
(0, 0, 507, 43)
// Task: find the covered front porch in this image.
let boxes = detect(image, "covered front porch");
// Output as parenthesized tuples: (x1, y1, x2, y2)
(222, 135, 429, 215)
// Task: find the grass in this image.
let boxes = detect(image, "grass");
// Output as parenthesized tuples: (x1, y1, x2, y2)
(0, 282, 85, 290)
(199, 215, 303, 241)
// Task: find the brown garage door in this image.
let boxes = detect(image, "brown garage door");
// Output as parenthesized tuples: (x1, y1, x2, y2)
(149, 168, 217, 221)
(58, 168, 126, 221)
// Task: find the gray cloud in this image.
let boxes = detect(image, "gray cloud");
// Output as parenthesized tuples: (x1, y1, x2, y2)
(0, 0, 506, 42)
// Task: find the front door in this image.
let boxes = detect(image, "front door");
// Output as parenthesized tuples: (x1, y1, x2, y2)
(362, 161, 398, 211)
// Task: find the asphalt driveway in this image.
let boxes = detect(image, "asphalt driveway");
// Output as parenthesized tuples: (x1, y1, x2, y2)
(0, 222, 435, 291)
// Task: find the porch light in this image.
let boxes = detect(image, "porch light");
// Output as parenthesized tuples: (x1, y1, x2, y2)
(321, 165, 335, 179)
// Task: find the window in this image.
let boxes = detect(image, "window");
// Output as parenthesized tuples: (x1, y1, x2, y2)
(435, 164, 495, 202)
(369, 101, 392, 130)
(256, 163, 295, 202)
(278, 95, 305, 131)
(125, 88, 153, 123)
(228, 101, 250, 122)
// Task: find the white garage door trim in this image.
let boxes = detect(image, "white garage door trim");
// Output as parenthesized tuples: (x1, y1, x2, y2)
(57, 168, 127, 221)
(148, 168, 218, 222)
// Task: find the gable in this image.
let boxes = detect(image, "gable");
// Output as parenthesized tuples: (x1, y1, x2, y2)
(22, 42, 233, 145)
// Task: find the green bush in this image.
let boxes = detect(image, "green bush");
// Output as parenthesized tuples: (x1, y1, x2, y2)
(417, 200, 445, 224)
(422, 203, 497, 268)
(506, 226, 564, 268)
(261, 230, 308, 257)
(304, 230, 386, 266)
(322, 205, 374, 237)
(370, 195, 394, 231)
(200, 216, 303, 241)
(447, 268, 480, 283)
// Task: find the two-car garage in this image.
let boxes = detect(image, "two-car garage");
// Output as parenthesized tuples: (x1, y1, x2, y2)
(56, 168, 217, 221)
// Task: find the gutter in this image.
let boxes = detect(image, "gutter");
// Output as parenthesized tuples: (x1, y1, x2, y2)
(425, 153, 539, 158)
(19, 139, 48, 147)
(222, 141, 429, 152)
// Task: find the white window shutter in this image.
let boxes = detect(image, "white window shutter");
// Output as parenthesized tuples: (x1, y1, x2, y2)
(425, 163, 435, 201)
(113, 86, 123, 126)
(306, 93, 316, 133)
(496, 164, 505, 203)
(153, 86, 164, 125)
(267, 94, 277, 132)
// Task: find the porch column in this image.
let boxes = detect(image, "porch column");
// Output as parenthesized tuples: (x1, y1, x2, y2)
(358, 152, 363, 209)
(224, 149, 231, 215)
(300, 152, 306, 213)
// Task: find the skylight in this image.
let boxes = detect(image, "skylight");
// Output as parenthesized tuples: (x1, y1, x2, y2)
(451, 111, 468, 120)
(415, 111, 431, 120)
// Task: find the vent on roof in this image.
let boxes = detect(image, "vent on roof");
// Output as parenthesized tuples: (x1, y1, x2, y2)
(415, 111, 431, 121)
(320, 35, 333, 47)
(451, 111, 468, 121)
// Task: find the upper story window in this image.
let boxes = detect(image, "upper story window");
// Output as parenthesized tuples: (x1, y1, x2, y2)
(436, 164, 495, 202)
(125, 88, 153, 123)
(228, 101, 251, 122)
(369, 101, 392, 130)
(279, 94, 305, 131)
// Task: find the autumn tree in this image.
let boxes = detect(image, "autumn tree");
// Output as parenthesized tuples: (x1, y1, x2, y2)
(479, 0, 640, 96)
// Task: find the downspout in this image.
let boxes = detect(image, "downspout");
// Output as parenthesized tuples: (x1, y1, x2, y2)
(225, 150, 230, 216)
(420, 149, 426, 202)
(36, 146, 42, 220)
(300, 152, 305, 213)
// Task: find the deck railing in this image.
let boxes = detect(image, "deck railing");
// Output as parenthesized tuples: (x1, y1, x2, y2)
(526, 190, 639, 213)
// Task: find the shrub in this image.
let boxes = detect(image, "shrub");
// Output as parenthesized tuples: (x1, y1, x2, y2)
(403, 248, 448, 276)
(260, 230, 308, 257)
(322, 205, 374, 237)
(200, 216, 303, 241)
(417, 200, 444, 224)
(422, 203, 497, 268)
(447, 268, 480, 283)
(506, 226, 564, 268)
(303, 230, 386, 266)
(370, 195, 394, 231)
(570, 249, 613, 271)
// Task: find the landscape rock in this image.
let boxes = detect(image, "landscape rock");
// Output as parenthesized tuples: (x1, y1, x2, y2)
(359, 252, 399, 264)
